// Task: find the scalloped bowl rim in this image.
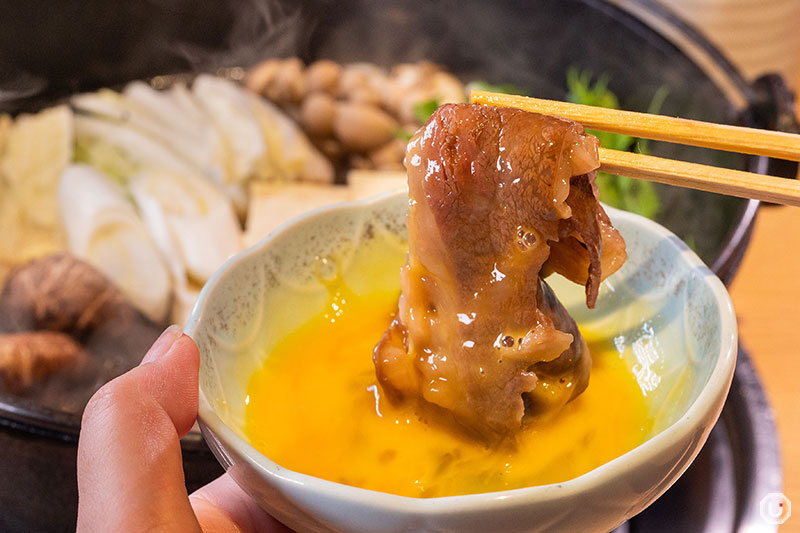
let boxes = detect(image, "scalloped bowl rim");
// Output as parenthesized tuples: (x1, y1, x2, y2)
(185, 188, 737, 514)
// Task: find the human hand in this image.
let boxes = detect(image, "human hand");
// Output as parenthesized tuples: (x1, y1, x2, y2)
(77, 325, 290, 532)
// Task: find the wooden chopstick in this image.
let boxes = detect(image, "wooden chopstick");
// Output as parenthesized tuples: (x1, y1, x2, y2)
(470, 90, 800, 162)
(599, 148, 800, 207)
(469, 89, 800, 207)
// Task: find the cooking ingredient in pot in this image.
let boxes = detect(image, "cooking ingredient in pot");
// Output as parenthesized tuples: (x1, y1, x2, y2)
(196, 75, 279, 181)
(247, 58, 467, 173)
(130, 168, 241, 284)
(467, 80, 530, 97)
(2, 71, 393, 331)
(58, 165, 173, 323)
(0, 253, 143, 335)
(73, 76, 334, 215)
(73, 85, 230, 187)
(242, 171, 407, 249)
(0, 105, 72, 285)
(333, 101, 399, 152)
(346, 169, 407, 201)
(129, 166, 242, 323)
(0, 253, 161, 411)
(192, 75, 333, 186)
(374, 104, 627, 441)
(0, 331, 85, 394)
(73, 112, 199, 183)
(243, 181, 349, 249)
(566, 68, 665, 219)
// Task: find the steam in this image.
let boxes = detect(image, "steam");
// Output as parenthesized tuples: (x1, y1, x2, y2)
(0, 1, 312, 113)
(162, 0, 308, 72)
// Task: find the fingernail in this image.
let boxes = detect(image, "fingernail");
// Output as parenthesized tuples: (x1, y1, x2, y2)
(142, 325, 183, 364)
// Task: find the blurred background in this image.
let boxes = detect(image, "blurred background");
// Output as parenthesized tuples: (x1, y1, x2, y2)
(662, 0, 800, 89)
(668, 2, 799, 532)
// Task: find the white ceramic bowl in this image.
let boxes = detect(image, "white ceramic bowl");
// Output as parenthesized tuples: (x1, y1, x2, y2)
(185, 190, 737, 533)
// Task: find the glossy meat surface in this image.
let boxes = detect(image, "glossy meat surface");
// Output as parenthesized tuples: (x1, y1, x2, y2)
(374, 104, 626, 441)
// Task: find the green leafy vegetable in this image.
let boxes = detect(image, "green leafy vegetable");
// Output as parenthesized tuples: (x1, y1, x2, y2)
(467, 81, 529, 96)
(683, 234, 698, 253)
(393, 128, 413, 142)
(412, 98, 441, 124)
(74, 135, 137, 186)
(394, 98, 444, 141)
(634, 84, 670, 156)
(566, 67, 667, 219)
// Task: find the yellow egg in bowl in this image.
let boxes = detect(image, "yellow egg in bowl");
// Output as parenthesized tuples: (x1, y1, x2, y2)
(185, 189, 736, 533)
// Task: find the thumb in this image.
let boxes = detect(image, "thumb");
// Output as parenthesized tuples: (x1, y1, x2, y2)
(77, 325, 202, 532)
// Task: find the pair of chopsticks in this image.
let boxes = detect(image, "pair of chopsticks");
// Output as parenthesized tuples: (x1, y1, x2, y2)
(470, 90, 800, 207)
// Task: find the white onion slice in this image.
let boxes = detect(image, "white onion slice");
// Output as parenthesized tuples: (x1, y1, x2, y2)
(58, 164, 172, 322)
(192, 75, 267, 183)
(129, 168, 242, 285)
(243, 91, 334, 184)
(74, 115, 199, 178)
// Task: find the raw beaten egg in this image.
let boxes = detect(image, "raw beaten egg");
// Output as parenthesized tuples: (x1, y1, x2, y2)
(245, 273, 652, 498)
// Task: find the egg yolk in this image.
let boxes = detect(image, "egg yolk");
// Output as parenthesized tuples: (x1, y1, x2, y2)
(245, 282, 651, 498)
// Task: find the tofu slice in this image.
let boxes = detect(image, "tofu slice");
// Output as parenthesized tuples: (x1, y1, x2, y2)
(244, 182, 349, 248)
(346, 169, 407, 201)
